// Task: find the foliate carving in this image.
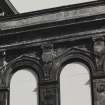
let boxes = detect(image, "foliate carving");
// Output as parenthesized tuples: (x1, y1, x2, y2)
(41, 43, 57, 80)
(41, 43, 57, 63)
(0, 51, 8, 74)
(42, 51, 57, 63)
(93, 79, 105, 105)
(93, 37, 105, 71)
(43, 63, 53, 80)
(94, 37, 105, 53)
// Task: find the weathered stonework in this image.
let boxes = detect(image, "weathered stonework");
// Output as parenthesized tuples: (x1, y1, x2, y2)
(1, 0, 105, 105)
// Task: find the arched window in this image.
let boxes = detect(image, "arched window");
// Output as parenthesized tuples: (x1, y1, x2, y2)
(10, 69, 38, 105)
(60, 63, 92, 105)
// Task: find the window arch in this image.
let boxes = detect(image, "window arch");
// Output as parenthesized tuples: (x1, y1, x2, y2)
(10, 69, 38, 105)
(60, 62, 92, 105)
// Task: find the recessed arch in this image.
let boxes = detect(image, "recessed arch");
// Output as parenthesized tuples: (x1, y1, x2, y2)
(3, 56, 44, 87)
(50, 52, 95, 81)
(50, 52, 95, 105)
(10, 68, 38, 105)
(1, 56, 43, 105)
(60, 62, 92, 105)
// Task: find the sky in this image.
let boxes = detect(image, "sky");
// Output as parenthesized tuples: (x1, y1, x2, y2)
(9, 0, 95, 13)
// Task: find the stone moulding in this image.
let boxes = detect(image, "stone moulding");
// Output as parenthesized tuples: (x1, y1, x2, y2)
(0, 1, 105, 105)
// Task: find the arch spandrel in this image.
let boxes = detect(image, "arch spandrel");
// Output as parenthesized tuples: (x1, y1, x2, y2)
(50, 49, 96, 81)
(2, 55, 44, 88)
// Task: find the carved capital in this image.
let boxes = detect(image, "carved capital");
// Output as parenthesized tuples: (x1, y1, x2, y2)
(94, 37, 105, 53)
(93, 37, 105, 71)
(41, 43, 57, 63)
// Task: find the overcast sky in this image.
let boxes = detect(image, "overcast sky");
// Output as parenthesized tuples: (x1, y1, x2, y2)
(10, 0, 95, 13)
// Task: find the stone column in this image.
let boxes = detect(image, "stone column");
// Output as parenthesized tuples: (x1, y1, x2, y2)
(0, 89, 9, 105)
(39, 82, 59, 105)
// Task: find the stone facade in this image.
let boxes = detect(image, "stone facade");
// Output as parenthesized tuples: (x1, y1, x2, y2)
(0, 0, 105, 105)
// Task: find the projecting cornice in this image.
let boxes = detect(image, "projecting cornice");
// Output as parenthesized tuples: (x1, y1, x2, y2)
(0, 1, 105, 51)
(0, 1, 104, 30)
